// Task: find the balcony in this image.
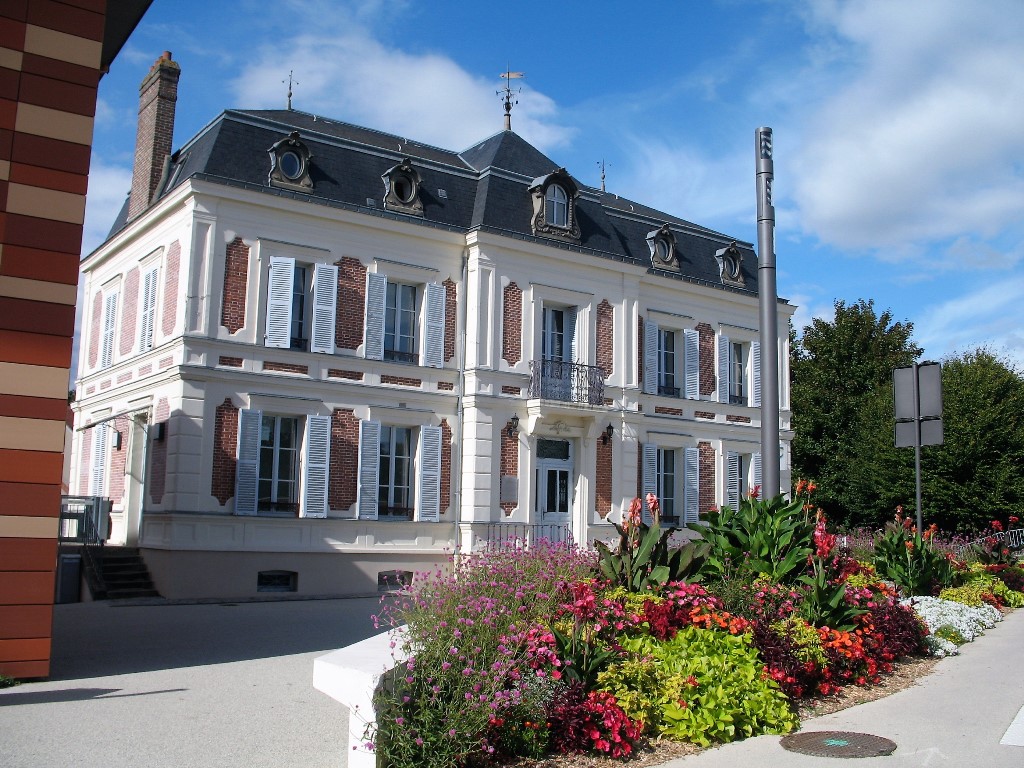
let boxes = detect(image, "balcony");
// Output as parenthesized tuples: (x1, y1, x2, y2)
(528, 360, 605, 405)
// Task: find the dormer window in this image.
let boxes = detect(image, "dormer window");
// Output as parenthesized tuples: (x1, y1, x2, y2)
(529, 169, 580, 242)
(382, 159, 424, 216)
(715, 242, 745, 287)
(268, 132, 313, 192)
(646, 224, 677, 267)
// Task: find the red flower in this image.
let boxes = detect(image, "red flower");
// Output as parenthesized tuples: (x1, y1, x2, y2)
(991, 520, 1004, 532)
(749, 485, 761, 500)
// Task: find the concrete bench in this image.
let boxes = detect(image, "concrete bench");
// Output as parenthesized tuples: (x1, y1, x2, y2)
(313, 628, 404, 768)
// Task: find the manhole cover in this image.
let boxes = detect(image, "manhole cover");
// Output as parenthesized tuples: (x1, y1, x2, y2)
(781, 731, 897, 758)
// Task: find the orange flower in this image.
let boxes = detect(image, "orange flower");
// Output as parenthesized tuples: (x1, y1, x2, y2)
(905, 541, 914, 551)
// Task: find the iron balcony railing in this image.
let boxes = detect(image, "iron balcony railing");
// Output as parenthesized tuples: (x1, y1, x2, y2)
(528, 360, 605, 405)
(479, 522, 573, 549)
(59, 496, 111, 544)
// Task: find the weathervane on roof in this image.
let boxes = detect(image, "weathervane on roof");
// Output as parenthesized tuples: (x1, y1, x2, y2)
(284, 70, 299, 110)
(499, 69, 524, 131)
(597, 159, 609, 192)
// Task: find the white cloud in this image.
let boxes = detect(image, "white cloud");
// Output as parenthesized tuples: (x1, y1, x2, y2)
(229, 26, 573, 154)
(912, 277, 1024, 365)
(792, 0, 1024, 253)
(82, 161, 132, 257)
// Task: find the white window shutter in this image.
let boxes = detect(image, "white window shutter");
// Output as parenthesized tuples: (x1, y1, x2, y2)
(301, 414, 331, 518)
(422, 282, 445, 368)
(566, 307, 578, 362)
(683, 328, 699, 400)
(364, 272, 386, 360)
(642, 443, 658, 524)
(718, 335, 731, 403)
(310, 263, 338, 354)
(235, 409, 261, 515)
(91, 423, 108, 496)
(140, 267, 158, 351)
(356, 420, 380, 519)
(416, 425, 442, 522)
(265, 256, 294, 348)
(751, 341, 762, 408)
(726, 451, 740, 510)
(643, 320, 658, 395)
(683, 446, 700, 524)
(753, 452, 763, 496)
(100, 292, 118, 368)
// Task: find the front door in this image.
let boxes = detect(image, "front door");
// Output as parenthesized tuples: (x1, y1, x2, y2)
(536, 438, 572, 521)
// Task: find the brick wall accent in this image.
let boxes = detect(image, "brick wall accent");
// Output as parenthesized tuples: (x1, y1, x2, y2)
(381, 375, 421, 387)
(138, 364, 152, 377)
(501, 385, 521, 396)
(263, 361, 308, 375)
(637, 316, 645, 388)
(218, 356, 243, 367)
(150, 399, 170, 504)
(119, 267, 139, 355)
(596, 434, 612, 519)
(328, 369, 363, 381)
(221, 237, 249, 333)
(158, 356, 173, 368)
(160, 240, 180, 337)
(87, 291, 102, 369)
(697, 322, 715, 396)
(655, 406, 683, 416)
(698, 441, 715, 514)
(443, 278, 457, 362)
(438, 381, 455, 391)
(336, 256, 366, 350)
(211, 399, 238, 506)
(329, 409, 358, 512)
(107, 416, 129, 505)
(77, 427, 91, 495)
(440, 419, 452, 514)
(116, 372, 132, 384)
(596, 299, 613, 379)
(502, 282, 522, 366)
(500, 422, 519, 516)
(695, 411, 716, 420)
(726, 415, 751, 424)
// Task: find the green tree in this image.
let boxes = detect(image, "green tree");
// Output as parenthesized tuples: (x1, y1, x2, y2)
(791, 299, 921, 525)
(920, 349, 1024, 532)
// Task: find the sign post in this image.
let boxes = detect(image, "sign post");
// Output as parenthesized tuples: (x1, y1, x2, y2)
(893, 362, 943, 533)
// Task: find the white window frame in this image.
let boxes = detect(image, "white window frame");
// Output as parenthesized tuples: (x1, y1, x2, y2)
(356, 419, 443, 521)
(643, 442, 700, 524)
(265, 256, 338, 353)
(725, 450, 762, 508)
(545, 183, 568, 227)
(100, 290, 118, 369)
(364, 272, 445, 368)
(645, 321, 699, 399)
(139, 265, 159, 352)
(718, 335, 760, 407)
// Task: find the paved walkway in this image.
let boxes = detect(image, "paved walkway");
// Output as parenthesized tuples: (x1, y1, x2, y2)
(2, 598, 1022, 768)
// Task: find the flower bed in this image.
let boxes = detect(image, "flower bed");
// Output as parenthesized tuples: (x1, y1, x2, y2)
(366, 495, 1022, 768)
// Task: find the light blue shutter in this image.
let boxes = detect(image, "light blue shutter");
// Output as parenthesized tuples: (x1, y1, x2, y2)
(751, 341, 762, 408)
(422, 282, 445, 368)
(301, 415, 330, 518)
(310, 263, 338, 354)
(265, 256, 294, 348)
(416, 425, 442, 521)
(356, 420, 380, 519)
(726, 451, 740, 510)
(235, 409, 261, 515)
(718, 335, 731, 403)
(101, 292, 118, 368)
(643, 320, 658, 395)
(364, 272, 386, 360)
(683, 328, 699, 400)
(753, 452, 763, 496)
(684, 446, 700, 523)
(140, 267, 158, 351)
(642, 443, 658, 524)
(91, 423, 108, 496)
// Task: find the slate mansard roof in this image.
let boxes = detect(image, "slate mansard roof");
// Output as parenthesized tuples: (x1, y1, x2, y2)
(109, 108, 766, 296)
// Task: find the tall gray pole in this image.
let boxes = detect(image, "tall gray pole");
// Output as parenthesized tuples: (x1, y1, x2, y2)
(755, 127, 781, 498)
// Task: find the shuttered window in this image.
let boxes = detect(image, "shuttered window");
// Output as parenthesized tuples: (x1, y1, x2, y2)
(139, 267, 158, 351)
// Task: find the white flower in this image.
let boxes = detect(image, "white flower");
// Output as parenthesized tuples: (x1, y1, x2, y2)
(902, 595, 1001, 648)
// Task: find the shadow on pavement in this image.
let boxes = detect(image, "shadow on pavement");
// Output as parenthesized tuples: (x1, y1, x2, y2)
(0, 687, 189, 705)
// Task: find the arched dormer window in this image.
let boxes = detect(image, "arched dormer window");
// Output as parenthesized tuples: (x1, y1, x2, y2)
(268, 132, 313, 192)
(646, 224, 677, 268)
(382, 159, 424, 216)
(529, 169, 580, 242)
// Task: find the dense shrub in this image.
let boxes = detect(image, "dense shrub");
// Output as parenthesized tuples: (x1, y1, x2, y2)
(873, 514, 955, 595)
(546, 684, 643, 758)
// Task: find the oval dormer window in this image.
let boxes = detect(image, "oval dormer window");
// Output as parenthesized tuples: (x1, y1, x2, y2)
(654, 237, 672, 263)
(280, 150, 303, 180)
(723, 252, 741, 279)
(392, 174, 416, 204)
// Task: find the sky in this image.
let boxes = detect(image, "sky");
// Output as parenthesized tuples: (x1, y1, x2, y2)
(82, 0, 1024, 368)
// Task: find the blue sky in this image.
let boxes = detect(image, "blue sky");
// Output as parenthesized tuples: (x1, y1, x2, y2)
(83, 0, 1024, 366)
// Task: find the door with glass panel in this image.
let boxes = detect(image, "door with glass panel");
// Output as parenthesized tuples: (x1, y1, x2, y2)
(535, 439, 573, 522)
(541, 306, 575, 400)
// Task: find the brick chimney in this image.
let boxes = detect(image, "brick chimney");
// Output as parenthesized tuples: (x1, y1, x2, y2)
(128, 51, 180, 219)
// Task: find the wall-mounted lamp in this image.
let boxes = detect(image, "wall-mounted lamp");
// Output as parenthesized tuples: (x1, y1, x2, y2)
(602, 423, 614, 445)
(112, 430, 122, 450)
(153, 422, 166, 442)
(507, 414, 520, 439)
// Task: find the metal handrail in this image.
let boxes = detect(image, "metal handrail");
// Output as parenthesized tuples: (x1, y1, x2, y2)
(528, 360, 605, 405)
(957, 527, 1024, 557)
(478, 522, 573, 549)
